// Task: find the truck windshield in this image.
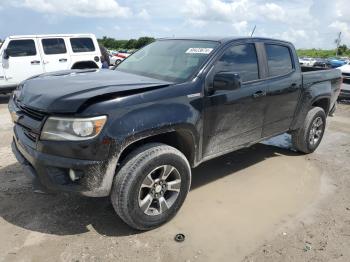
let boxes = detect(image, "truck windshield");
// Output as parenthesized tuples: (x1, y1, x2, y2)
(116, 40, 219, 82)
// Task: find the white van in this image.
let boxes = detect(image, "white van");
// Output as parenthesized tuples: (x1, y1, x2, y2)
(0, 34, 102, 93)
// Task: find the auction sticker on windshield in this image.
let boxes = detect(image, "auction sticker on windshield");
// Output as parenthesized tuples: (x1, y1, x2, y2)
(186, 48, 213, 54)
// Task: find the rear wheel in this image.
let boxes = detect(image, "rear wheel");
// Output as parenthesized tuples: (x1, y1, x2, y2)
(291, 107, 326, 153)
(111, 143, 191, 230)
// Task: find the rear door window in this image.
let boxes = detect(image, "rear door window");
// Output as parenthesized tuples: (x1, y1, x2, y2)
(42, 38, 67, 55)
(6, 39, 37, 57)
(215, 43, 259, 82)
(70, 38, 95, 53)
(265, 44, 293, 77)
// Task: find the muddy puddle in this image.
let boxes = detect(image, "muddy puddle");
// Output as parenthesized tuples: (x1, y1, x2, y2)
(148, 139, 322, 261)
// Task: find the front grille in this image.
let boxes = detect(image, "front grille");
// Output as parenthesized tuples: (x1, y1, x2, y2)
(15, 100, 46, 121)
(342, 72, 350, 77)
(23, 128, 38, 142)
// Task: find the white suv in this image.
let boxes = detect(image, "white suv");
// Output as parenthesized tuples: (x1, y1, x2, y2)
(0, 34, 102, 93)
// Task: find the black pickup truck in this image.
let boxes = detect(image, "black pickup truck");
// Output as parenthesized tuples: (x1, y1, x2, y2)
(9, 37, 341, 230)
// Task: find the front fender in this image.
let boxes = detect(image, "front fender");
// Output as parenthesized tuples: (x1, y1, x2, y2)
(108, 99, 201, 159)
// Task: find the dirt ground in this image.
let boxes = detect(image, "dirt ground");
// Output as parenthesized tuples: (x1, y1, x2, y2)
(0, 94, 349, 262)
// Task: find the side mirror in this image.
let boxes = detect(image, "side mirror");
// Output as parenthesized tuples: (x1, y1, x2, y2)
(213, 72, 241, 91)
(3, 49, 9, 60)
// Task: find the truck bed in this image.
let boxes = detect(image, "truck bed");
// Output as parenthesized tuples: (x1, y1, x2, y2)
(301, 66, 342, 86)
(300, 66, 342, 112)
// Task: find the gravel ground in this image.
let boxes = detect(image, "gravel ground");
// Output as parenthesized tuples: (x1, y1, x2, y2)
(0, 94, 349, 262)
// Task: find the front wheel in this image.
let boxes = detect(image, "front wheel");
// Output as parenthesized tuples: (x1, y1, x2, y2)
(291, 107, 326, 153)
(111, 143, 191, 230)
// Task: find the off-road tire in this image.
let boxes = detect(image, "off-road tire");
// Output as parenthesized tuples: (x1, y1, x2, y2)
(111, 143, 191, 230)
(291, 106, 326, 153)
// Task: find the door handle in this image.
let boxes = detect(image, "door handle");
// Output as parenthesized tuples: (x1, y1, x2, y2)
(59, 58, 68, 62)
(252, 90, 266, 98)
(31, 60, 41, 65)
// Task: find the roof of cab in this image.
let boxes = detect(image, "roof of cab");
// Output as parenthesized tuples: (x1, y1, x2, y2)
(158, 36, 293, 45)
(8, 33, 96, 39)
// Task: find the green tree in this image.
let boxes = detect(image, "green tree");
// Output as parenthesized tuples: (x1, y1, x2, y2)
(135, 37, 155, 49)
(98, 36, 155, 50)
(338, 44, 348, 56)
(124, 39, 137, 49)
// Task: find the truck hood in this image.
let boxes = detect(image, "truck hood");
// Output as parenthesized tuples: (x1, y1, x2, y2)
(16, 69, 171, 113)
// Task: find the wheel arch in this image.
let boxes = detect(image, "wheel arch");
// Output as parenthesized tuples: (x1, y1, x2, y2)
(71, 61, 99, 69)
(290, 94, 331, 131)
(117, 128, 198, 168)
(311, 96, 330, 114)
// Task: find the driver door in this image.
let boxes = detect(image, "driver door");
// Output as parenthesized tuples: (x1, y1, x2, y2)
(203, 43, 268, 157)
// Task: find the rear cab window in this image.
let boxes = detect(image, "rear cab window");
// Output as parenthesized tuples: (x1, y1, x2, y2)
(42, 38, 67, 55)
(215, 43, 259, 82)
(70, 38, 95, 53)
(6, 39, 37, 57)
(265, 44, 294, 77)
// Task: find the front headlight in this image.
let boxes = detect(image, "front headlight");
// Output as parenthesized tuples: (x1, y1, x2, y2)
(41, 116, 107, 141)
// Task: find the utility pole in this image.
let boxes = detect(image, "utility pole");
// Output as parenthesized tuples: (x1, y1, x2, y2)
(335, 31, 342, 57)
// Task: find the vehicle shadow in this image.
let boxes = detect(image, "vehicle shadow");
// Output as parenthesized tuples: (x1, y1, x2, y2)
(191, 143, 298, 190)
(0, 94, 10, 104)
(0, 143, 298, 237)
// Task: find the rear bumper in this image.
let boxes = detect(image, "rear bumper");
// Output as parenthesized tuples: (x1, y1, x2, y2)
(12, 134, 117, 197)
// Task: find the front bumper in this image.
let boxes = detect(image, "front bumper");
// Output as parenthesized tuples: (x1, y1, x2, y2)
(9, 96, 117, 197)
(12, 130, 118, 197)
(12, 134, 117, 197)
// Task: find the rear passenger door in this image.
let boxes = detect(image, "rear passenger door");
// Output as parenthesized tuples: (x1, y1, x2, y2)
(203, 42, 268, 157)
(69, 37, 100, 68)
(40, 38, 71, 72)
(2, 39, 44, 85)
(262, 43, 302, 137)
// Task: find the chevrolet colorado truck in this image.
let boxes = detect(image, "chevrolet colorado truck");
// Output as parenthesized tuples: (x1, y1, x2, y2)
(9, 37, 342, 230)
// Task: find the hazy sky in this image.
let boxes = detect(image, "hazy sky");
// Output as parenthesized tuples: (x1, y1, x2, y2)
(0, 0, 349, 49)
